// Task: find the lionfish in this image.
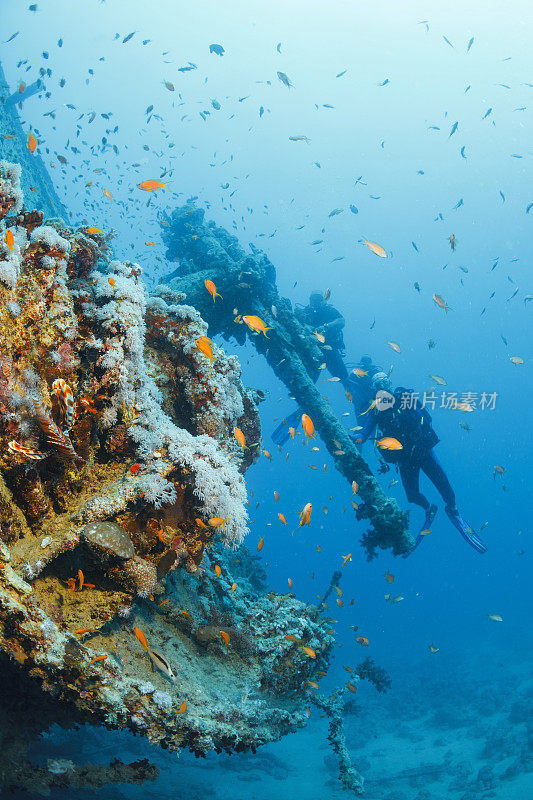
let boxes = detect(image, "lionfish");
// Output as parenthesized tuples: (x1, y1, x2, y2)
(8, 378, 83, 464)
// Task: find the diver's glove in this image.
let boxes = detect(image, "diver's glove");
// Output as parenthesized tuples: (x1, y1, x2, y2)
(377, 462, 390, 475)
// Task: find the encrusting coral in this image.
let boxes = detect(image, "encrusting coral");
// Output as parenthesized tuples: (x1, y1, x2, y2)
(160, 203, 414, 559)
(0, 161, 336, 792)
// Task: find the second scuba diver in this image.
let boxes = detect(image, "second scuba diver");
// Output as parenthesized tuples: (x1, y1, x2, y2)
(272, 291, 381, 445)
(351, 373, 487, 554)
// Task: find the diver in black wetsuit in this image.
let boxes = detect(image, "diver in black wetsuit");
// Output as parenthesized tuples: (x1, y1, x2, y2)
(351, 376, 487, 554)
(294, 291, 351, 387)
(272, 292, 368, 445)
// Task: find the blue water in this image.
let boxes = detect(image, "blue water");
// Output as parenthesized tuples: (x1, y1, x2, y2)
(2, 0, 532, 797)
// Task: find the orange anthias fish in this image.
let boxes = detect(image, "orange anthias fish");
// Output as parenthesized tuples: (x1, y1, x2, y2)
(242, 315, 270, 337)
(204, 279, 222, 302)
(352, 368, 367, 378)
(214, 564, 222, 577)
(301, 414, 315, 440)
(134, 627, 149, 650)
(27, 131, 37, 153)
(356, 636, 370, 646)
(300, 646, 316, 659)
(102, 188, 113, 201)
(177, 700, 187, 713)
(257, 537, 264, 551)
(4, 229, 14, 252)
(89, 655, 108, 665)
(387, 341, 401, 353)
(433, 293, 451, 311)
(449, 233, 456, 251)
(196, 336, 214, 364)
(78, 569, 84, 590)
(384, 570, 394, 584)
(299, 502, 313, 527)
(85, 227, 102, 235)
(233, 427, 246, 449)
(362, 238, 387, 258)
(219, 630, 230, 645)
(209, 517, 229, 529)
(278, 513, 288, 526)
(377, 437, 403, 451)
(138, 180, 168, 191)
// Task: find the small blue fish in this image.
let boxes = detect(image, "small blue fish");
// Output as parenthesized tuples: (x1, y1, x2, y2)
(467, 37, 474, 52)
(336, 70, 347, 78)
(460, 146, 467, 158)
(526, 202, 533, 214)
(349, 204, 358, 214)
(499, 190, 505, 203)
(453, 198, 464, 210)
(412, 242, 419, 253)
(449, 121, 458, 137)
(482, 108, 492, 119)
(443, 35, 454, 48)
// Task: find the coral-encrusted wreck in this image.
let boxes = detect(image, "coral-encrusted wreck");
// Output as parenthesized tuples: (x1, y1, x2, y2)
(0, 161, 333, 789)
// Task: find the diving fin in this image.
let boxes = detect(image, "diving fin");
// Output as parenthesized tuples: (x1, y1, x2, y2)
(411, 504, 438, 552)
(271, 408, 302, 446)
(445, 506, 487, 554)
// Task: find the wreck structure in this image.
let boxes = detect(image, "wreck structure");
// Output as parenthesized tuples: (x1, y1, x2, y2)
(0, 158, 338, 793)
(161, 206, 414, 559)
(0, 64, 392, 795)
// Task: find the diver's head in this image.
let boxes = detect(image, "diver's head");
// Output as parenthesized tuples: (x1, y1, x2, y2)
(359, 355, 373, 369)
(309, 291, 323, 308)
(372, 371, 393, 394)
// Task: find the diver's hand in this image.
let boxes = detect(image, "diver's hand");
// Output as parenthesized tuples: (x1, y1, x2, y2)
(377, 462, 390, 475)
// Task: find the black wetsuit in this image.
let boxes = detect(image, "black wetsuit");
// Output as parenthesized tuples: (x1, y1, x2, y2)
(354, 395, 456, 511)
(295, 304, 349, 387)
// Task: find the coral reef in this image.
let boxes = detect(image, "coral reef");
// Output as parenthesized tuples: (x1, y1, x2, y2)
(0, 161, 336, 793)
(161, 204, 414, 558)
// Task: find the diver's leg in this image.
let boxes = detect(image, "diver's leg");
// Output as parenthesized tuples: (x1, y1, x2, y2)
(421, 451, 487, 553)
(400, 460, 437, 554)
(399, 461, 429, 510)
(325, 348, 350, 387)
(420, 449, 456, 508)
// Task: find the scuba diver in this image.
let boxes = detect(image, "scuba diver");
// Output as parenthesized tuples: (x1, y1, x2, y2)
(294, 291, 350, 387)
(351, 356, 385, 420)
(351, 374, 487, 554)
(272, 291, 375, 445)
